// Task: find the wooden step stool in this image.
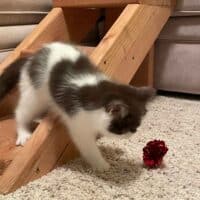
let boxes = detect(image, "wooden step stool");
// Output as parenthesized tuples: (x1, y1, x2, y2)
(0, 0, 176, 194)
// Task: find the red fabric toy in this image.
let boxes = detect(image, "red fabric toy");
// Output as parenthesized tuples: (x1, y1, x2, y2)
(143, 140, 168, 168)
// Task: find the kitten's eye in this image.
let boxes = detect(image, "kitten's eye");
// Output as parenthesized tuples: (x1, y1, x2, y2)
(106, 100, 128, 118)
(110, 105, 121, 115)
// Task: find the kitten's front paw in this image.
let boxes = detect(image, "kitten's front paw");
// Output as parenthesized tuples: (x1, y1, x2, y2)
(93, 161, 110, 172)
(16, 131, 31, 146)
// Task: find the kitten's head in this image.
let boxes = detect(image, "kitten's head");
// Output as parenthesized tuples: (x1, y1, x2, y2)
(102, 83, 155, 137)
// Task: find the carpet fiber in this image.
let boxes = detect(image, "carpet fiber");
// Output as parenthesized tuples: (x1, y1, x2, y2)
(1, 95, 200, 200)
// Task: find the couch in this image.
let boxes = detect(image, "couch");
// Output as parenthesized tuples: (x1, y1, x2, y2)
(0, 0, 52, 63)
(154, 0, 200, 94)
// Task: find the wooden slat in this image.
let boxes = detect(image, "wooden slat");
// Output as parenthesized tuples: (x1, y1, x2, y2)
(21, 46, 95, 57)
(0, 119, 21, 177)
(24, 119, 71, 183)
(53, 0, 176, 7)
(131, 45, 155, 87)
(90, 4, 171, 84)
(0, 116, 75, 194)
(56, 142, 79, 167)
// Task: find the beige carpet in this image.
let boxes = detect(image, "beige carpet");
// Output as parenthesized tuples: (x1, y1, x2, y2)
(1, 95, 200, 200)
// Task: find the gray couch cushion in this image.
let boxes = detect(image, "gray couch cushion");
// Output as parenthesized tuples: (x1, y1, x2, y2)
(154, 41, 200, 95)
(155, 12, 200, 95)
(0, 25, 36, 49)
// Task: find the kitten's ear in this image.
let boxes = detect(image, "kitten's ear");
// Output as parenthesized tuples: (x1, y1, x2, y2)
(105, 100, 128, 118)
(136, 86, 156, 102)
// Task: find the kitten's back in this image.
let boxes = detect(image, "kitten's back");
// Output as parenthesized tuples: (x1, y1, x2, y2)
(27, 42, 82, 88)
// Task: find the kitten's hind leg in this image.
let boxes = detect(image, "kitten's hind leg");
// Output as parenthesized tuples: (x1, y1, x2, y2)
(15, 89, 48, 146)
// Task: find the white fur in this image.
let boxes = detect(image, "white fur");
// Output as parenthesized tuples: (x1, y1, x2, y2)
(46, 42, 108, 88)
(16, 69, 49, 145)
(40, 42, 81, 83)
(46, 42, 81, 66)
(56, 108, 111, 171)
(69, 73, 108, 87)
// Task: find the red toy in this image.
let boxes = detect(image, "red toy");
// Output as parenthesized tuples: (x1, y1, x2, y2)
(143, 140, 168, 168)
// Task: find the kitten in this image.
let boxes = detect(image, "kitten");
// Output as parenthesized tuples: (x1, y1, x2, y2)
(0, 42, 155, 171)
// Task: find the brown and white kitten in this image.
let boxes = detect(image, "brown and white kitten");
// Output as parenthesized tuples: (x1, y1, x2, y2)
(0, 42, 155, 171)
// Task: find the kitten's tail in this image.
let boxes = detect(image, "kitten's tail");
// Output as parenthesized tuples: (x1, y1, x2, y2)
(0, 57, 27, 99)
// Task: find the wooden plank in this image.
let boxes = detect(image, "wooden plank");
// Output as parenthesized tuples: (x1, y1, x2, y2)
(24, 119, 71, 183)
(0, 116, 69, 194)
(131, 45, 155, 87)
(90, 4, 172, 84)
(56, 142, 79, 167)
(0, 119, 21, 177)
(21, 46, 95, 57)
(0, 8, 69, 74)
(53, 0, 176, 7)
